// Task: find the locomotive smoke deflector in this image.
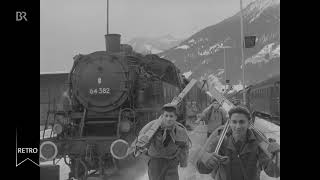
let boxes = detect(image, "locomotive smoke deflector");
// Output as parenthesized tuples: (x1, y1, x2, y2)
(105, 34, 121, 53)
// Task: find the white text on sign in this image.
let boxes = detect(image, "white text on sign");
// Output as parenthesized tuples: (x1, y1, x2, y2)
(89, 88, 111, 95)
(17, 148, 38, 153)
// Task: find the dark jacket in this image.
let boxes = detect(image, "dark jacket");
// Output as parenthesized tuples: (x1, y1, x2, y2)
(196, 129, 280, 180)
(142, 120, 190, 180)
(139, 119, 190, 167)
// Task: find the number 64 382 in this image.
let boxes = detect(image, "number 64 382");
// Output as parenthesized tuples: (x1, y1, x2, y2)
(89, 88, 111, 95)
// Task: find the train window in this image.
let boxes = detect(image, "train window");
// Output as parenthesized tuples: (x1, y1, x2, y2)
(266, 88, 268, 96)
(268, 87, 271, 95)
(266, 88, 267, 96)
(266, 88, 268, 95)
(265, 88, 267, 96)
(165, 88, 168, 102)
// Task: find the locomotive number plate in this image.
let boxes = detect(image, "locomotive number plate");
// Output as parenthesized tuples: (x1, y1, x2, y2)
(89, 88, 111, 95)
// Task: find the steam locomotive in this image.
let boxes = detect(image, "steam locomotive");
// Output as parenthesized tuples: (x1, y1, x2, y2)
(40, 34, 209, 180)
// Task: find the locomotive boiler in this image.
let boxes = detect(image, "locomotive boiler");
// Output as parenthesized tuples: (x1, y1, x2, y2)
(40, 34, 188, 180)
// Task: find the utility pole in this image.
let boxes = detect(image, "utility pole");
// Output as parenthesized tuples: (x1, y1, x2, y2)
(240, 0, 246, 105)
(224, 48, 227, 91)
(222, 46, 231, 91)
(107, 0, 109, 35)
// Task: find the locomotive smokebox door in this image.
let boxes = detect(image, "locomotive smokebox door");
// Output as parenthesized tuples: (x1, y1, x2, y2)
(40, 164, 60, 180)
(71, 51, 129, 112)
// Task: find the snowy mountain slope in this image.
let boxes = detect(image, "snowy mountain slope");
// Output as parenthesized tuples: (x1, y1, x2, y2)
(127, 34, 183, 54)
(159, 0, 280, 88)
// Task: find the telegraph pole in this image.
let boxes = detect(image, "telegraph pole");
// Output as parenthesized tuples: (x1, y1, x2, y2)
(105, 0, 109, 51)
(224, 48, 227, 90)
(221, 46, 231, 91)
(107, 0, 109, 35)
(240, 0, 246, 105)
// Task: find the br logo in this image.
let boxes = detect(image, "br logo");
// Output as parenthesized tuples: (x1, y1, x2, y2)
(16, 11, 28, 22)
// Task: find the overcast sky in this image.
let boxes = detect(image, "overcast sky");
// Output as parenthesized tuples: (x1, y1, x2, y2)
(40, 0, 253, 73)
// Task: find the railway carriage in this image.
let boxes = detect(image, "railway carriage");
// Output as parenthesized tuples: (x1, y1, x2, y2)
(227, 75, 280, 125)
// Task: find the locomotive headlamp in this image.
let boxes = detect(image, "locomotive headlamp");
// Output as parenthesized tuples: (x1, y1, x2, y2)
(53, 123, 63, 134)
(40, 141, 58, 161)
(119, 120, 131, 133)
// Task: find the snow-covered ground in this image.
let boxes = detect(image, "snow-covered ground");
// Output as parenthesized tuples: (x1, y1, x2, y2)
(175, 44, 190, 50)
(245, 43, 280, 65)
(40, 116, 279, 180)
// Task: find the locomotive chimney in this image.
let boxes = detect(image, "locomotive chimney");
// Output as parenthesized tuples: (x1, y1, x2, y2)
(105, 34, 121, 53)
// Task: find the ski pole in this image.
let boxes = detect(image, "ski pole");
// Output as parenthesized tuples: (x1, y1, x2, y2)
(214, 119, 230, 154)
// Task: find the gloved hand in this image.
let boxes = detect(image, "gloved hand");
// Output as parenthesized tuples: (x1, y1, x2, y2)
(202, 152, 229, 169)
(267, 142, 280, 154)
(268, 138, 276, 143)
(212, 153, 229, 163)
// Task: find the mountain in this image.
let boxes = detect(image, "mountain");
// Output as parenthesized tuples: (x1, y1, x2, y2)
(127, 34, 183, 54)
(159, 0, 280, 92)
